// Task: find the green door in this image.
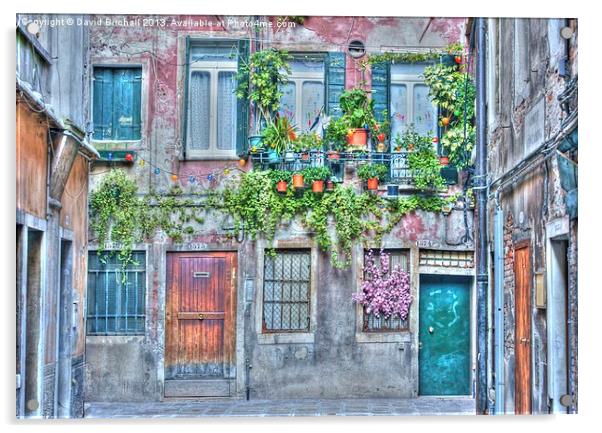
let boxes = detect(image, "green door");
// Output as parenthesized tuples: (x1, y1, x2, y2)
(419, 275, 471, 396)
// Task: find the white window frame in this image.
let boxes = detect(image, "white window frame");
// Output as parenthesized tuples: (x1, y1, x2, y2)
(281, 67, 324, 132)
(187, 59, 238, 159)
(390, 72, 438, 146)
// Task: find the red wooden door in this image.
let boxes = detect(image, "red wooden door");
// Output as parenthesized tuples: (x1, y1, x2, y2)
(165, 252, 236, 379)
(514, 245, 532, 414)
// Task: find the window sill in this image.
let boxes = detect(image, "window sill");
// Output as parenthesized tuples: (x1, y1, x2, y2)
(91, 139, 143, 151)
(256, 332, 315, 345)
(355, 331, 412, 344)
(181, 154, 241, 161)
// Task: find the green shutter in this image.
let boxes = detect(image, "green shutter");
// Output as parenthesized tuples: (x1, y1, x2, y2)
(93, 67, 141, 141)
(325, 52, 346, 119)
(371, 61, 390, 125)
(182, 36, 191, 158)
(113, 68, 142, 140)
(93, 68, 114, 140)
(236, 39, 250, 156)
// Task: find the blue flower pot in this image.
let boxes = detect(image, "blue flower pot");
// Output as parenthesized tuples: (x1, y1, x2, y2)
(387, 184, 399, 197)
(267, 149, 279, 163)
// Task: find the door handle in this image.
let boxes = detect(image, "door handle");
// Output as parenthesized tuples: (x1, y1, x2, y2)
(198, 313, 205, 320)
(418, 341, 423, 350)
(428, 326, 434, 334)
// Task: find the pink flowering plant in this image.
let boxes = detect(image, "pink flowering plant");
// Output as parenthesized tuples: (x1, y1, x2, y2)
(352, 249, 412, 320)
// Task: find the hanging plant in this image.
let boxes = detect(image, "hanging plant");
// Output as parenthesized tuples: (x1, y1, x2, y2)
(422, 62, 476, 169)
(352, 249, 412, 320)
(235, 48, 292, 134)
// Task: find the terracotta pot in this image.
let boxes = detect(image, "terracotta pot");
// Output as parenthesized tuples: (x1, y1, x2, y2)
(312, 180, 325, 193)
(367, 177, 379, 190)
(439, 156, 449, 166)
(346, 128, 368, 147)
(326, 180, 335, 191)
(292, 173, 304, 189)
(276, 180, 288, 193)
(327, 151, 340, 161)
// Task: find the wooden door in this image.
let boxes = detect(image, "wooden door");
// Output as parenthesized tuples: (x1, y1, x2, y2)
(165, 252, 236, 382)
(514, 245, 532, 414)
(419, 275, 472, 396)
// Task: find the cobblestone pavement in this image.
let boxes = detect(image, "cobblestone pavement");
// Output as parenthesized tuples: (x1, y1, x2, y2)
(85, 397, 476, 418)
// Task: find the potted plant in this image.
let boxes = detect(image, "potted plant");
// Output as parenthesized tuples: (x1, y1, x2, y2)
(270, 170, 292, 193)
(357, 163, 388, 191)
(292, 172, 304, 189)
(293, 131, 323, 161)
(236, 48, 292, 146)
(261, 115, 297, 162)
(302, 166, 331, 193)
(326, 179, 335, 192)
(339, 88, 378, 151)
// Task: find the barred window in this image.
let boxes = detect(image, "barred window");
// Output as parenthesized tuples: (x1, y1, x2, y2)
(87, 251, 146, 335)
(262, 250, 311, 332)
(362, 249, 410, 332)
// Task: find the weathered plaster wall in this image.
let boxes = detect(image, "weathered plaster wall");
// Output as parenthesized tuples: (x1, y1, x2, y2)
(85, 15, 472, 402)
(487, 18, 577, 414)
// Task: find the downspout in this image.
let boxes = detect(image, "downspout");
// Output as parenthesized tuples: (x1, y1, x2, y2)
(493, 199, 505, 414)
(475, 17, 489, 415)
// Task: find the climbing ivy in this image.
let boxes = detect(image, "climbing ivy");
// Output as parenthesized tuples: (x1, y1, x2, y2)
(90, 168, 460, 272)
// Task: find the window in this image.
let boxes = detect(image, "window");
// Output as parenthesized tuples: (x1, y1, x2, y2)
(187, 44, 238, 157)
(362, 249, 410, 332)
(92, 67, 142, 141)
(389, 63, 438, 140)
(262, 249, 311, 332)
(86, 251, 146, 335)
(278, 56, 325, 132)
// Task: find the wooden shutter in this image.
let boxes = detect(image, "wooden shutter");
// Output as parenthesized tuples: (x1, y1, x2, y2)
(371, 61, 390, 126)
(93, 67, 141, 141)
(236, 39, 250, 156)
(182, 36, 191, 159)
(93, 68, 114, 140)
(112, 68, 142, 140)
(325, 52, 346, 119)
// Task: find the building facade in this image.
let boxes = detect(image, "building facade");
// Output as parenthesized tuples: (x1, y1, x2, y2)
(82, 16, 478, 403)
(482, 18, 578, 414)
(16, 15, 99, 418)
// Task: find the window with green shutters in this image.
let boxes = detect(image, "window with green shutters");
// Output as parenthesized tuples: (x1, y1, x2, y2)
(86, 251, 146, 335)
(92, 67, 142, 141)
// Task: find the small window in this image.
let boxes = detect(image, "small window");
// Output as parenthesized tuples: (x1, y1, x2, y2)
(262, 249, 311, 332)
(86, 251, 146, 335)
(362, 249, 410, 332)
(92, 67, 142, 141)
(389, 63, 438, 140)
(278, 56, 325, 132)
(187, 44, 238, 157)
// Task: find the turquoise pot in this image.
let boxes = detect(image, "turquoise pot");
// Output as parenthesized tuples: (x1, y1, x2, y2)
(267, 150, 279, 163)
(248, 135, 263, 151)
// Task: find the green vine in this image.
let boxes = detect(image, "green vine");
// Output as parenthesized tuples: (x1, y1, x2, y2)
(90, 168, 460, 273)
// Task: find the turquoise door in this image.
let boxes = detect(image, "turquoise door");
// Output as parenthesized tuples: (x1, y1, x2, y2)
(419, 275, 471, 396)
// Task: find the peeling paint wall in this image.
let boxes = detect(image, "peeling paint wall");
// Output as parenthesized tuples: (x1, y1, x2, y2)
(16, 14, 93, 418)
(486, 18, 578, 414)
(83, 15, 473, 402)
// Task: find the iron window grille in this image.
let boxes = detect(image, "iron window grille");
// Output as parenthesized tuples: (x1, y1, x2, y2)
(86, 251, 146, 335)
(262, 249, 311, 332)
(419, 249, 475, 268)
(362, 249, 410, 332)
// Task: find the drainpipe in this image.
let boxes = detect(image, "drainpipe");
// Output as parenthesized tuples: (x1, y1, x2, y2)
(493, 204, 505, 414)
(475, 17, 489, 415)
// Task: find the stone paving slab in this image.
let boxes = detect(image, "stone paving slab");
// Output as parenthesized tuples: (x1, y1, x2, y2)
(85, 397, 476, 418)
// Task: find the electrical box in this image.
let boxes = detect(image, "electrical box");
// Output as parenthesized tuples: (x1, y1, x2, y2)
(535, 272, 546, 308)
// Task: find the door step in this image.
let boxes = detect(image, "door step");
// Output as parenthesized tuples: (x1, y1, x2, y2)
(164, 379, 233, 397)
